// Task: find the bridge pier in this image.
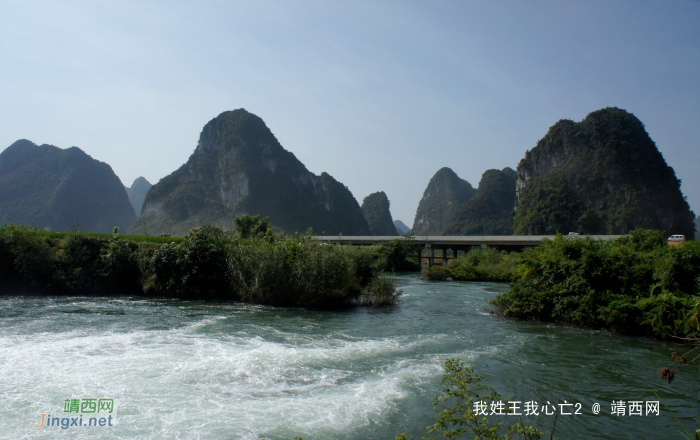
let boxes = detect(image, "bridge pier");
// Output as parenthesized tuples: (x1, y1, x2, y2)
(313, 235, 625, 268)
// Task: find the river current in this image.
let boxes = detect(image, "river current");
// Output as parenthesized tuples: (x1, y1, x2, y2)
(0, 275, 696, 439)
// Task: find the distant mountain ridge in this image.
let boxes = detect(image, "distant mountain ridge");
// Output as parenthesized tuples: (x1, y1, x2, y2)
(443, 167, 516, 235)
(128, 109, 370, 236)
(393, 220, 410, 235)
(361, 191, 398, 236)
(412, 167, 476, 235)
(411, 108, 694, 238)
(0, 139, 136, 233)
(124, 177, 152, 216)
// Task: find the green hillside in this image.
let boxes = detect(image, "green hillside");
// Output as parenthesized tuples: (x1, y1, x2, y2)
(443, 168, 516, 235)
(514, 107, 695, 237)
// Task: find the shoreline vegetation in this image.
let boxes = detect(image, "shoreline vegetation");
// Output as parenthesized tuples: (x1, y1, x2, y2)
(2, 218, 698, 339)
(423, 229, 700, 340)
(0, 215, 419, 307)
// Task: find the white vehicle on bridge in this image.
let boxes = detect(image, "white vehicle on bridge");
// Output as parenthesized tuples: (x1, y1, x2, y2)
(667, 234, 686, 242)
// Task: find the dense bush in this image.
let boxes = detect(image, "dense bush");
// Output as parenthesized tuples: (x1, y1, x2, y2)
(491, 229, 700, 338)
(377, 236, 421, 272)
(356, 274, 402, 306)
(447, 248, 520, 282)
(0, 225, 142, 294)
(0, 224, 398, 307)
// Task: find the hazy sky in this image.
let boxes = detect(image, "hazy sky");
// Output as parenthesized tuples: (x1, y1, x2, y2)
(1, 0, 698, 226)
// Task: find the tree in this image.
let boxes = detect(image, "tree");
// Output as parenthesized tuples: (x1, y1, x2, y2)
(234, 214, 272, 239)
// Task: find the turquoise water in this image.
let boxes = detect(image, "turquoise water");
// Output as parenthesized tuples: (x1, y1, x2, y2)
(0, 274, 696, 439)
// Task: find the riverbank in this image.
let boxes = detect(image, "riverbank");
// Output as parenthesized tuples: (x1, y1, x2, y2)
(0, 224, 416, 307)
(422, 230, 700, 339)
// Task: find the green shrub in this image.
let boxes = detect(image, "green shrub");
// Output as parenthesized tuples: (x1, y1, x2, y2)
(397, 358, 543, 440)
(151, 226, 233, 299)
(358, 273, 401, 306)
(378, 237, 421, 272)
(423, 266, 450, 281)
(492, 231, 700, 338)
(446, 248, 520, 282)
(0, 224, 400, 308)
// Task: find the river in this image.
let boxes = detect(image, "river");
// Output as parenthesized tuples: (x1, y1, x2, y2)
(0, 274, 696, 439)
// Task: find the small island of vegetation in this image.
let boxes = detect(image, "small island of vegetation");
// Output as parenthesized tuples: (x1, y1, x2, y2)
(0, 215, 420, 307)
(423, 229, 700, 340)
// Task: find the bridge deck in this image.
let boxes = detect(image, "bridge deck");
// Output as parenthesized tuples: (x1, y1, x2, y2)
(313, 235, 624, 246)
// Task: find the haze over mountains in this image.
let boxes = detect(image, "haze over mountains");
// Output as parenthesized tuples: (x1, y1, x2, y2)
(0, 107, 694, 239)
(393, 220, 410, 235)
(124, 177, 152, 216)
(0, 140, 135, 233)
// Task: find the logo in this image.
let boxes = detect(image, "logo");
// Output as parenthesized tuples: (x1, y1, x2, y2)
(36, 398, 117, 430)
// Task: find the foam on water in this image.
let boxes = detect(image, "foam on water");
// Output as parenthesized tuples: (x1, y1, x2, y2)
(0, 277, 696, 439)
(0, 315, 448, 439)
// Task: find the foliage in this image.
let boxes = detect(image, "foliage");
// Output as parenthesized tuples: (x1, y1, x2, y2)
(357, 273, 402, 306)
(422, 266, 450, 281)
(0, 224, 399, 308)
(234, 214, 272, 239)
(0, 224, 141, 294)
(447, 248, 521, 282)
(514, 107, 695, 237)
(396, 359, 543, 440)
(378, 236, 421, 272)
(150, 226, 231, 299)
(491, 229, 700, 338)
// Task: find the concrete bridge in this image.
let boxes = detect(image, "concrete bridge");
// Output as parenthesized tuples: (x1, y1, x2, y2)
(313, 235, 625, 266)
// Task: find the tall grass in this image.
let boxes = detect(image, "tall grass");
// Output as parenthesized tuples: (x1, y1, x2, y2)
(0, 224, 398, 308)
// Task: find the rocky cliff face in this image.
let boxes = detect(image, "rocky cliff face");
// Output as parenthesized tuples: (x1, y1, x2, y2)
(128, 109, 370, 236)
(124, 177, 152, 216)
(443, 168, 516, 235)
(361, 191, 398, 236)
(412, 167, 476, 235)
(514, 107, 695, 236)
(0, 140, 136, 233)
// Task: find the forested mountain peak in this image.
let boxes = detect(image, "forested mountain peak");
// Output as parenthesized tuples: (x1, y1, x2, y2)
(412, 167, 476, 235)
(443, 167, 517, 235)
(514, 107, 695, 236)
(128, 109, 369, 236)
(361, 191, 398, 236)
